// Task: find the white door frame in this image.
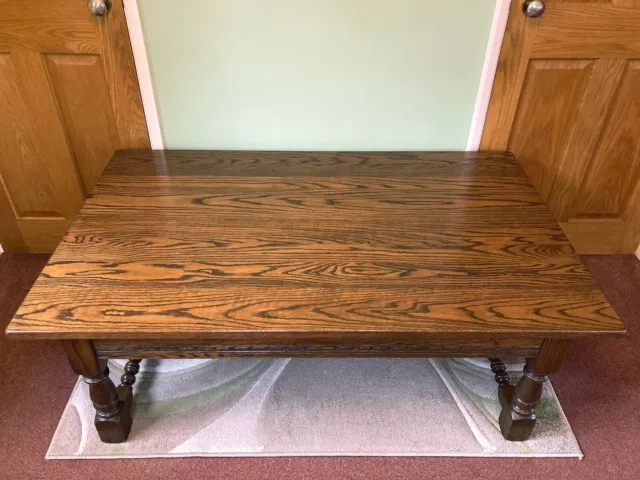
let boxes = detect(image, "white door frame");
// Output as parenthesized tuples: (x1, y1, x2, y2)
(123, 0, 164, 149)
(123, 0, 510, 154)
(466, 0, 511, 151)
(120, 0, 640, 257)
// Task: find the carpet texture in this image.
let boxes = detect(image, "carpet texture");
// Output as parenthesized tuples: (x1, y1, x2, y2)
(1, 253, 639, 479)
(47, 357, 580, 459)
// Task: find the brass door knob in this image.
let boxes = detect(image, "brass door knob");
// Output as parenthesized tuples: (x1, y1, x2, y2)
(88, 0, 112, 16)
(522, 0, 545, 18)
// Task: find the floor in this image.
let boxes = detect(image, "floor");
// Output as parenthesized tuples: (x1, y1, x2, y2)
(1, 253, 638, 480)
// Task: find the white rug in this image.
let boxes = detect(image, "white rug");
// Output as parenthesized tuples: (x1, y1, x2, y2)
(47, 358, 582, 459)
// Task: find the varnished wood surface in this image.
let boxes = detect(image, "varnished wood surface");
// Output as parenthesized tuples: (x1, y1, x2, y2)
(6, 151, 625, 340)
(93, 337, 542, 359)
(481, 0, 640, 253)
(0, 0, 149, 252)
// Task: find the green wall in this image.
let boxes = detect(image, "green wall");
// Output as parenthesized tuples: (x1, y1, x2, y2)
(139, 0, 495, 150)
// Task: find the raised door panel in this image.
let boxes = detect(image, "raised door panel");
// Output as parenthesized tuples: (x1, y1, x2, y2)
(0, 0, 98, 53)
(507, 59, 594, 203)
(547, 58, 626, 222)
(572, 61, 640, 219)
(44, 54, 119, 193)
(0, 0, 149, 252)
(0, 52, 84, 219)
(481, 0, 640, 253)
(533, 3, 640, 58)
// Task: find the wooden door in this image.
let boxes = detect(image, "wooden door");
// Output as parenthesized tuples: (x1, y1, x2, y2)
(0, 0, 149, 252)
(481, 0, 640, 254)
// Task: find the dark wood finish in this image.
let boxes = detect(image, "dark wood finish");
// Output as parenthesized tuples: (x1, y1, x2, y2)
(61, 340, 133, 443)
(498, 339, 571, 441)
(490, 357, 518, 438)
(119, 359, 141, 391)
(93, 339, 542, 359)
(6, 151, 625, 341)
(498, 359, 548, 441)
(61, 338, 102, 377)
(534, 338, 570, 374)
(6, 151, 626, 443)
(489, 358, 511, 388)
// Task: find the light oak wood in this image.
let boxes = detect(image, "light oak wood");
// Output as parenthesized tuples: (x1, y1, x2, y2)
(44, 55, 119, 193)
(95, 0, 149, 149)
(0, 52, 85, 218)
(6, 151, 625, 341)
(481, 0, 640, 253)
(0, 1, 98, 53)
(0, 0, 149, 252)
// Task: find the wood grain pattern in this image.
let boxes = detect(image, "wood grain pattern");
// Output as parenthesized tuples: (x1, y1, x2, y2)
(613, 0, 640, 7)
(43, 54, 119, 193)
(0, 0, 149, 252)
(0, 0, 98, 53)
(61, 339, 102, 377)
(0, 174, 25, 251)
(548, 58, 626, 221)
(572, 61, 640, 219)
(532, 339, 570, 374)
(6, 151, 625, 341)
(620, 178, 640, 253)
(613, 0, 640, 8)
(95, 0, 150, 150)
(480, 0, 640, 253)
(507, 59, 595, 203)
(0, 52, 85, 218)
(559, 221, 626, 255)
(532, 3, 640, 58)
(93, 339, 542, 359)
(15, 218, 74, 254)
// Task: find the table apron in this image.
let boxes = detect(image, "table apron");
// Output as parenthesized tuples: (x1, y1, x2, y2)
(92, 338, 542, 359)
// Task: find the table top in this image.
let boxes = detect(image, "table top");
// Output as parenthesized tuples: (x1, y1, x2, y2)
(6, 151, 625, 341)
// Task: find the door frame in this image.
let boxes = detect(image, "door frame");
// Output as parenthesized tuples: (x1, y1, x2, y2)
(94, 0, 640, 259)
(123, 0, 511, 154)
(123, 0, 164, 149)
(466, 0, 511, 151)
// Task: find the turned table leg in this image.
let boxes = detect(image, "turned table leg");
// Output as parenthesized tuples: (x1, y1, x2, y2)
(490, 339, 570, 441)
(62, 340, 140, 443)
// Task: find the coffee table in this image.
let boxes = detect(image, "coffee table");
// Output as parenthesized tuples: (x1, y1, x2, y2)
(6, 151, 625, 444)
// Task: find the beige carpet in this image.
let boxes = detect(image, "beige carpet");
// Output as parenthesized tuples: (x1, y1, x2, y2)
(47, 358, 582, 459)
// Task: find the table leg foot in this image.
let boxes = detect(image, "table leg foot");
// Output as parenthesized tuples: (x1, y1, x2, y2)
(62, 340, 139, 444)
(85, 363, 133, 443)
(497, 359, 547, 441)
(490, 339, 569, 442)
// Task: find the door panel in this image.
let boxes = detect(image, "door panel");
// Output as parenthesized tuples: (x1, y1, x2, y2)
(481, 0, 640, 253)
(0, 1, 98, 53)
(0, 52, 85, 218)
(509, 59, 594, 203)
(574, 61, 640, 218)
(44, 54, 119, 193)
(533, 4, 640, 58)
(0, 0, 149, 252)
(96, 1, 150, 148)
(548, 58, 626, 222)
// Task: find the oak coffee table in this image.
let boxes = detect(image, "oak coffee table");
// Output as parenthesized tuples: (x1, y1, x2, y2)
(6, 151, 626, 444)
